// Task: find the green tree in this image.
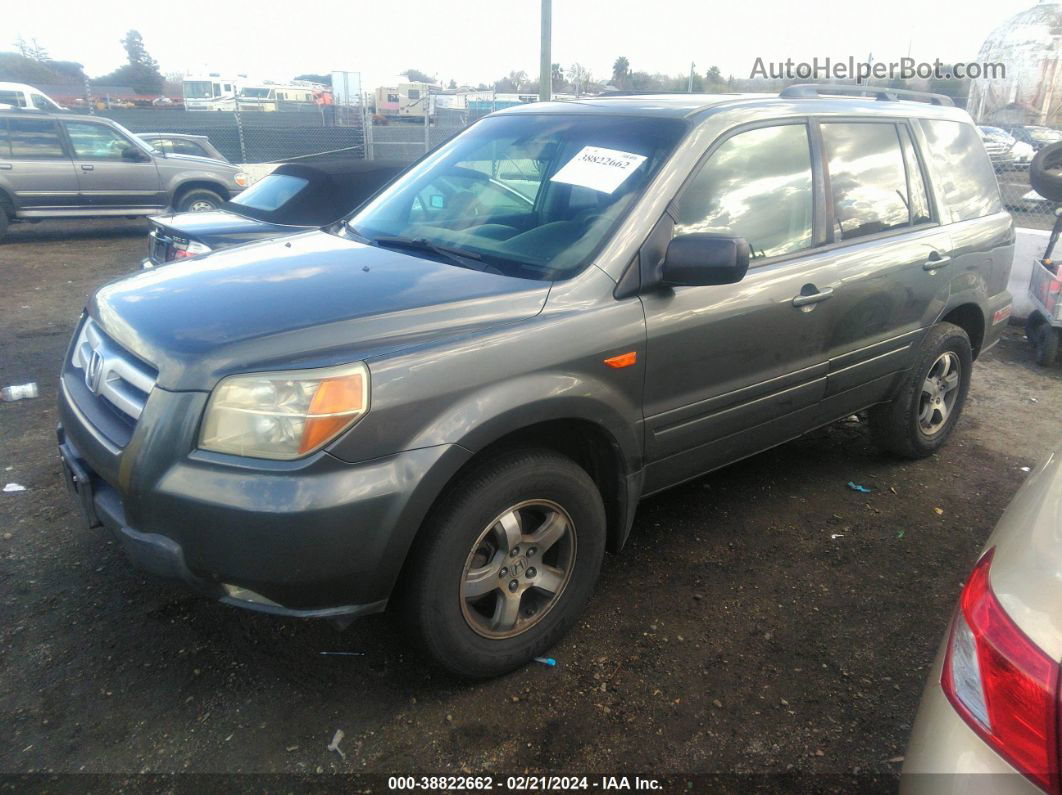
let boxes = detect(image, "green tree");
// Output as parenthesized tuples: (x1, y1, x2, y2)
(704, 65, 723, 88)
(401, 68, 434, 84)
(552, 62, 564, 92)
(611, 56, 630, 87)
(294, 73, 332, 86)
(93, 30, 163, 94)
(448, 78, 457, 89)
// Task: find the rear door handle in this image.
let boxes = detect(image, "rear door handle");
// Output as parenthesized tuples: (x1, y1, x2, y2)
(792, 287, 834, 307)
(80, 164, 94, 171)
(924, 252, 951, 271)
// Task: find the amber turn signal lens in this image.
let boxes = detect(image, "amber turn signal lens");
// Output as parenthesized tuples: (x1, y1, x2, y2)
(299, 372, 367, 454)
(603, 351, 638, 368)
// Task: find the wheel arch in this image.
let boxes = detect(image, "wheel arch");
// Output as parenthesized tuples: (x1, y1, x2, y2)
(940, 302, 986, 359)
(171, 179, 230, 208)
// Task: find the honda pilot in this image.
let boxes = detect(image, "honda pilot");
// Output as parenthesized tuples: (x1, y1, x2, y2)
(57, 86, 1013, 677)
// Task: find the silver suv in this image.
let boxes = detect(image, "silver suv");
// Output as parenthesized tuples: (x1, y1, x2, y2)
(0, 111, 247, 240)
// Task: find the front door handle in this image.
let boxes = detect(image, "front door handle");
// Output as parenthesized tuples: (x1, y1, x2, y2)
(924, 252, 951, 271)
(792, 286, 834, 307)
(80, 164, 94, 171)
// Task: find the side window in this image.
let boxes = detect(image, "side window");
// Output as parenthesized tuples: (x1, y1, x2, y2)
(31, 94, 54, 110)
(821, 122, 911, 241)
(171, 139, 208, 157)
(918, 119, 1002, 222)
(0, 90, 27, 108)
(9, 118, 65, 158)
(149, 138, 171, 154)
(674, 123, 814, 260)
(408, 89, 421, 100)
(66, 122, 134, 160)
(0, 119, 10, 158)
(898, 125, 932, 225)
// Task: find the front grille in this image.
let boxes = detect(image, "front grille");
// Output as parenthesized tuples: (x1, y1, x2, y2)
(65, 318, 157, 447)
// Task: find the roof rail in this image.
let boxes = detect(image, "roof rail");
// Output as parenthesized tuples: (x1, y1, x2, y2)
(779, 83, 955, 107)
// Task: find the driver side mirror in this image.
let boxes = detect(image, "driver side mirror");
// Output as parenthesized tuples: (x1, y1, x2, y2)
(122, 146, 148, 162)
(661, 234, 750, 287)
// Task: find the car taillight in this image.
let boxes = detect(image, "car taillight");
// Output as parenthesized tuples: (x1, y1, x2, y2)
(172, 239, 211, 259)
(941, 548, 1061, 792)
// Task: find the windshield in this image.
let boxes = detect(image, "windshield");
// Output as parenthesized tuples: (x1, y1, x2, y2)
(184, 81, 214, 99)
(345, 113, 686, 280)
(241, 87, 272, 98)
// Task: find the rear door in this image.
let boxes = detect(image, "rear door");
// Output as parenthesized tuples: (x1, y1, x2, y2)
(813, 119, 953, 420)
(0, 116, 79, 213)
(640, 120, 839, 492)
(63, 120, 163, 209)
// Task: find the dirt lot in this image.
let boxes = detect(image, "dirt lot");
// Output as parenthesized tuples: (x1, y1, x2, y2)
(2, 219, 1061, 791)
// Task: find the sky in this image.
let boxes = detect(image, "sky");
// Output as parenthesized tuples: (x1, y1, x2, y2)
(6, 0, 1042, 91)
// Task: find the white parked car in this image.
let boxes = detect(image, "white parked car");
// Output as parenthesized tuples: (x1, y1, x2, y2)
(0, 82, 64, 111)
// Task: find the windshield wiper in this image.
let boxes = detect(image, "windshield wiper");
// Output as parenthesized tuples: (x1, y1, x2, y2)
(370, 235, 486, 271)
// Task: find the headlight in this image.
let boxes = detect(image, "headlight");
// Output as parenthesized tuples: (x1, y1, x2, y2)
(234, 172, 250, 188)
(199, 363, 369, 460)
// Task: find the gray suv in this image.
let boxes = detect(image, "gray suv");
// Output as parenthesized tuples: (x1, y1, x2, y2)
(56, 86, 1013, 677)
(0, 111, 247, 240)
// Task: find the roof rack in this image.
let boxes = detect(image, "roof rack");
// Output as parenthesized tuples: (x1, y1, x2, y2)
(779, 83, 955, 107)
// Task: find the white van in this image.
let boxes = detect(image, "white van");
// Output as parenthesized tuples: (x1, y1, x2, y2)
(0, 82, 65, 111)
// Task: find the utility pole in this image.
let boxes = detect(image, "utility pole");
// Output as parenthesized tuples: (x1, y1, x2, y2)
(539, 0, 552, 102)
(688, 62, 696, 93)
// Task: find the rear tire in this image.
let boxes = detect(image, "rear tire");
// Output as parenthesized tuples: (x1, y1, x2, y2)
(0, 209, 8, 242)
(870, 322, 973, 459)
(175, 188, 223, 213)
(1034, 323, 1059, 367)
(400, 448, 606, 679)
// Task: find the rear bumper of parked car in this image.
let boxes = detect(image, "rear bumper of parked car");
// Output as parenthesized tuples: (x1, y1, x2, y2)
(900, 641, 1038, 794)
(56, 380, 471, 618)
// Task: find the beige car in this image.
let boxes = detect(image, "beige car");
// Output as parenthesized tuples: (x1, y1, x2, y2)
(902, 444, 1062, 793)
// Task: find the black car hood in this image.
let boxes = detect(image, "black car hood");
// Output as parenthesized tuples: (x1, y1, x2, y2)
(154, 211, 303, 249)
(91, 230, 550, 391)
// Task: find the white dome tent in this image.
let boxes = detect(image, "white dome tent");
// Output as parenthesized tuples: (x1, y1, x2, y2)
(969, 0, 1062, 125)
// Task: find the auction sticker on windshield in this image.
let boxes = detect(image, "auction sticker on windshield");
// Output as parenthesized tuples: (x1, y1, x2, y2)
(550, 146, 648, 194)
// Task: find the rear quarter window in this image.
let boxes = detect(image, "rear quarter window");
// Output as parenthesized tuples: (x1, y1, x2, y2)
(918, 119, 1002, 223)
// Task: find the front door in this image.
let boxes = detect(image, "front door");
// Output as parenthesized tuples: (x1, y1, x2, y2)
(0, 116, 79, 212)
(63, 120, 163, 209)
(640, 121, 838, 492)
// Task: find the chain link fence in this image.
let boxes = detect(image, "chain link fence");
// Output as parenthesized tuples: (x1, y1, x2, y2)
(997, 164, 1057, 232)
(73, 106, 366, 164)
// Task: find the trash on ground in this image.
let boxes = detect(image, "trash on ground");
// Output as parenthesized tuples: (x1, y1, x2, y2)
(1021, 466, 1032, 472)
(933, 507, 944, 515)
(533, 657, 557, 666)
(327, 728, 346, 759)
(3, 483, 26, 493)
(897, 530, 906, 539)
(830, 533, 845, 540)
(1, 382, 39, 402)
(319, 651, 365, 657)
(846, 482, 873, 493)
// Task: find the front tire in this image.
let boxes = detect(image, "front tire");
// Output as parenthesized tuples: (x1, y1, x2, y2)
(401, 448, 606, 678)
(870, 322, 973, 459)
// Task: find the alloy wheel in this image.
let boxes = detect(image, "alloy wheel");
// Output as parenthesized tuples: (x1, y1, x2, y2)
(459, 499, 576, 639)
(919, 351, 961, 436)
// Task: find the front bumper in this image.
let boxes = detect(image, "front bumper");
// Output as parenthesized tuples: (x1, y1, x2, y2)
(57, 379, 470, 617)
(900, 642, 1038, 794)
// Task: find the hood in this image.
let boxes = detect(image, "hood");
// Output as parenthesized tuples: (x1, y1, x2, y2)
(983, 444, 1062, 661)
(160, 151, 232, 167)
(153, 211, 301, 248)
(90, 230, 550, 391)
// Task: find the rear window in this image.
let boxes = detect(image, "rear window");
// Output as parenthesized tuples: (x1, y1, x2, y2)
(918, 119, 1002, 223)
(9, 118, 65, 158)
(231, 173, 308, 211)
(0, 90, 26, 108)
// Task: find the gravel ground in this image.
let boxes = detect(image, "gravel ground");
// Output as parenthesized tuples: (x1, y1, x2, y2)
(2, 218, 1061, 791)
